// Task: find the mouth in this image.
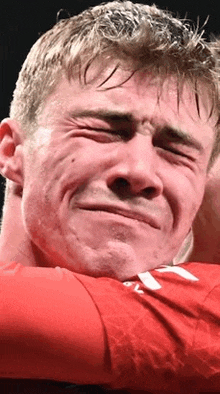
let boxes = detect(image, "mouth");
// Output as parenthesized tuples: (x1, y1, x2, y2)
(76, 204, 160, 229)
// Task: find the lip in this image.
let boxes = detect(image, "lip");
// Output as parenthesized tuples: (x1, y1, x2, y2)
(75, 203, 161, 229)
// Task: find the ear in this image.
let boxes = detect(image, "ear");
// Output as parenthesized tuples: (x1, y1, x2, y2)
(0, 118, 24, 186)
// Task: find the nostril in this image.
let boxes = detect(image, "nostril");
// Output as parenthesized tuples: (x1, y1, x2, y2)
(116, 178, 130, 188)
(143, 186, 158, 199)
(110, 178, 159, 199)
(110, 177, 130, 196)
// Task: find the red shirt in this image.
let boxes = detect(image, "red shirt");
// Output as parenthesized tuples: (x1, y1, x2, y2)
(0, 261, 220, 393)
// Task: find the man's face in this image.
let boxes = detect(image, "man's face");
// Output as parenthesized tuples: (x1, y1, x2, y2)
(21, 68, 216, 280)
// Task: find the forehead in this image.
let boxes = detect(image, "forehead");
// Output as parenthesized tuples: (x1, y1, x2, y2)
(40, 68, 216, 150)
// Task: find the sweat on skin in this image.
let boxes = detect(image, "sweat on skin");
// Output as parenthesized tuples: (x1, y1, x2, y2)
(0, 65, 217, 279)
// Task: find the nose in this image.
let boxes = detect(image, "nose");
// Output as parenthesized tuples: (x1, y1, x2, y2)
(106, 134, 163, 199)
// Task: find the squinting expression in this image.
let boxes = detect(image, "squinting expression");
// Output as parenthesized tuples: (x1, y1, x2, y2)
(22, 68, 216, 280)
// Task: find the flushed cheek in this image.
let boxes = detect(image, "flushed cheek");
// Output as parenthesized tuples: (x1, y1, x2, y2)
(171, 185, 204, 234)
(22, 155, 80, 240)
(29, 148, 85, 206)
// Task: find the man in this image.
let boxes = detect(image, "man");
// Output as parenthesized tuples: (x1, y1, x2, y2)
(0, 1, 220, 392)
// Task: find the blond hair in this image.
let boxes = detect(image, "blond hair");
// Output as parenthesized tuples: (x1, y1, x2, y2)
(10, 1, 220, 161)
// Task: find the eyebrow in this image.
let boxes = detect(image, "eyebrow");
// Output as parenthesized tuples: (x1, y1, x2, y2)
(70, 109, 134, 124)
(71, 109, 204, 152)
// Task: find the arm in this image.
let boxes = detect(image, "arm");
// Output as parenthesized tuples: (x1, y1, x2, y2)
(0, 263, 111, 385)
(1, 261, 220, 392)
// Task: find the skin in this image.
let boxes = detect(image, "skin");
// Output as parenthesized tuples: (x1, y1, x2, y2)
(191, 153, 220, 263)
(0, 67, 217, 280)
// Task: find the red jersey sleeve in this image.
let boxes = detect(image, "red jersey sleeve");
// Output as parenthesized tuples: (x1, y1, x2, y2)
(0, 262, 111, 385)
(75, 262, 220, 392)
(0, 261, 220, 393)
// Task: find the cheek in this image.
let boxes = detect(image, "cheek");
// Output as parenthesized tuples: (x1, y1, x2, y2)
(22, 139, 105, 220)
(162, 168, 205, 229)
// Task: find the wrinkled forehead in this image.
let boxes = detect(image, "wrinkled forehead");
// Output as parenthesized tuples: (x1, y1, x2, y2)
(76, 59, 218, 126)
(152, 77, 218, 127)
(34, 62, 217, 173)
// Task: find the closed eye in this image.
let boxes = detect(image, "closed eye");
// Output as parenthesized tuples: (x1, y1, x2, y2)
(87, 127, 132, 141)
(162, 145, 191, 158)
(153, 125, 202, 162)
(156, 145, 196, 164)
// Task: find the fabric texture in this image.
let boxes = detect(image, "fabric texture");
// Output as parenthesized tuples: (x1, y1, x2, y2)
(0, 262, 220, 393)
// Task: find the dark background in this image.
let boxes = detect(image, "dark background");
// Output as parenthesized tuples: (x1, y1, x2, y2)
(0, 0, 220, 207)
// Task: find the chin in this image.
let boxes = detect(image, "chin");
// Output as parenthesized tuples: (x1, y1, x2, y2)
(72, 240, 156, 281)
